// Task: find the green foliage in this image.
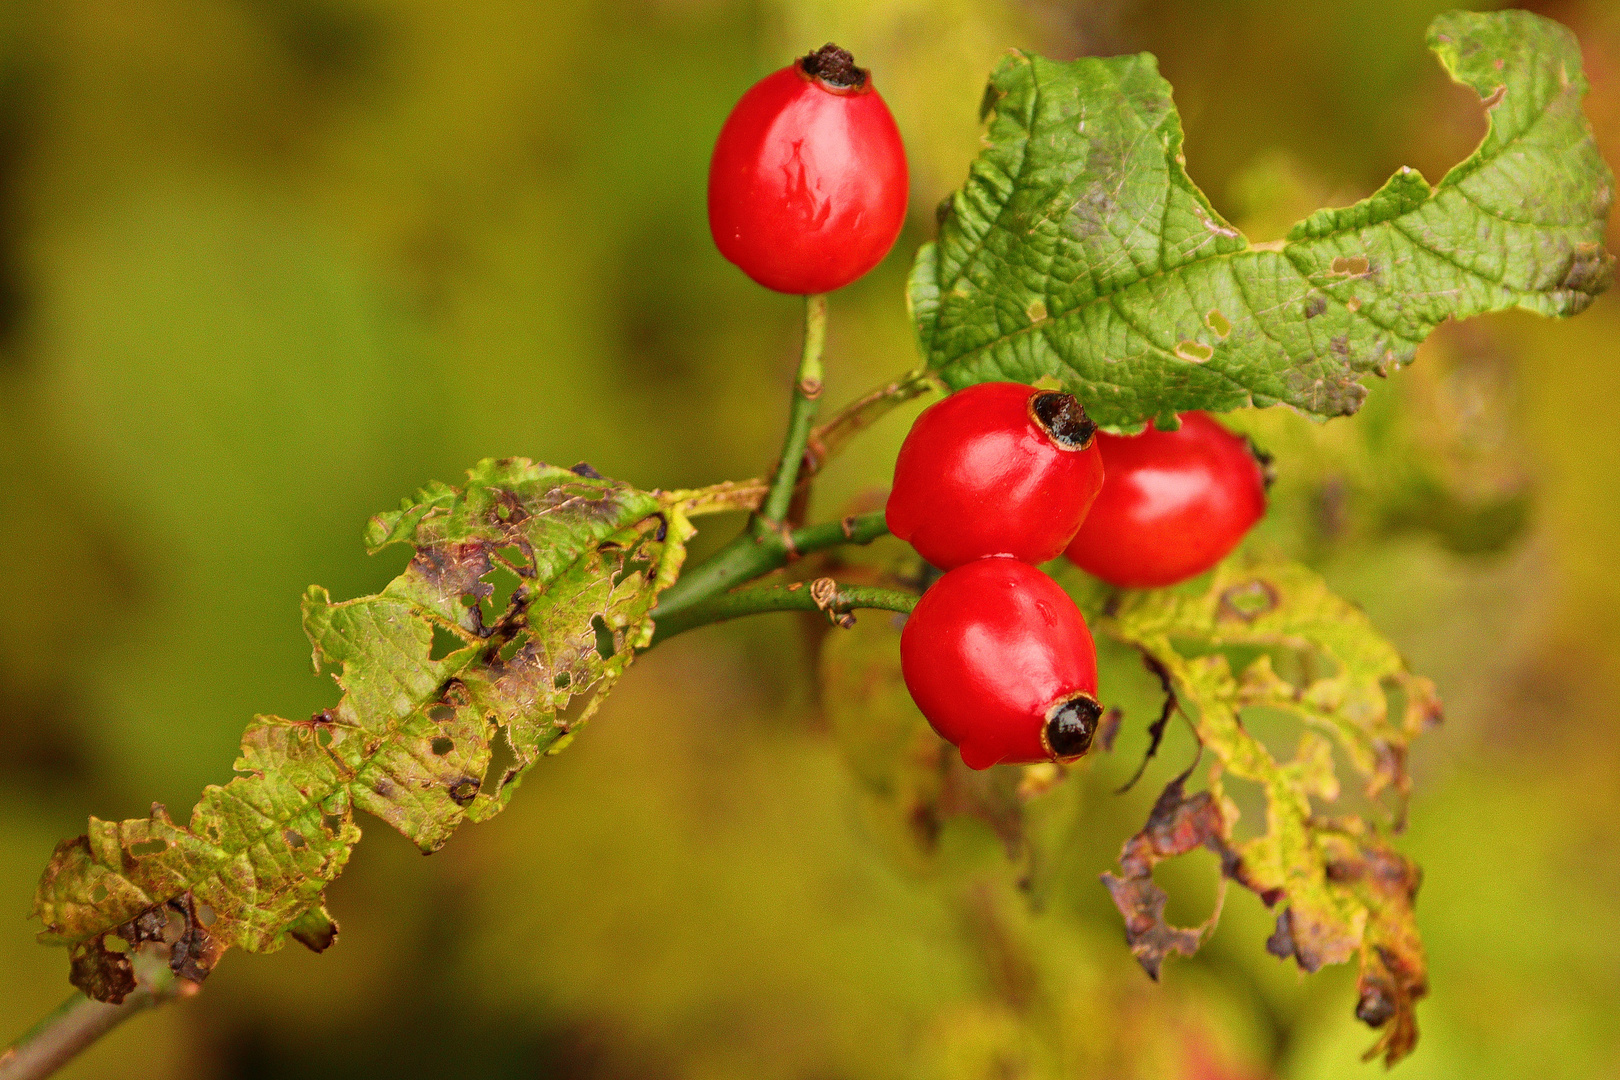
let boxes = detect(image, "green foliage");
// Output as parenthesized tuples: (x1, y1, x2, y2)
(32, 460, 688, 1003)
(909, 10, 1613, 430)
(1100, 558, 1440, 1066)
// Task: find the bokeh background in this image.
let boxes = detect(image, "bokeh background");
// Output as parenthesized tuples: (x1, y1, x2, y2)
(1, 0, 1618, 1077)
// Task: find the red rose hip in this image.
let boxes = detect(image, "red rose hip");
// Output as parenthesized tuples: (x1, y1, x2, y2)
(900, 557, 1101, 770)
(886, 382, 1104, 569)
(1064, 411, 1268, 588)
(707, 44, 909, 295)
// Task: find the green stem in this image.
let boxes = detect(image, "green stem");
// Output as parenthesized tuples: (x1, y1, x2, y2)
(759, 293, 828, 528)
(650, 580, 916, 645)
(1, 951, 194, 1080)
(652, 296, 843, 625)
(651, 511, 888, 629)
(652, 307, 932, 639)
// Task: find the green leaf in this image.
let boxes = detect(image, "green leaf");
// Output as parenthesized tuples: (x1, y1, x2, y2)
(33, 459, 689, 1001)
(1099, 557, 1438, 1064)
(911, 9, 1613, 429)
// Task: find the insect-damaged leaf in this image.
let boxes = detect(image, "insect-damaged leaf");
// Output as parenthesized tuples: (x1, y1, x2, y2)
(1100, 771, 1237, 981)
(33, 458, 689, 1001)
(1099, 557, 1437, 1064)
(909, 10, 1613, 429)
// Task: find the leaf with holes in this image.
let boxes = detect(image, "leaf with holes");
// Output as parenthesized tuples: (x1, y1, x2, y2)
(33, 458, 689, 1002)
(909, 9, 1612, 429)
(1097, 557, 1437, 1064)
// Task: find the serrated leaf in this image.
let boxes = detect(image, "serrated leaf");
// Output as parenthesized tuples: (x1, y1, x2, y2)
(911, 10, 1612, 429)
(34, 458, 689, 1000)
(1100, 557, 1436, 1064)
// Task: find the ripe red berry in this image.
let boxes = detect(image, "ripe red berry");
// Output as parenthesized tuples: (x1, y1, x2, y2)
(707, 44, 909, 295)
(900, 557, 1101, 770)
(1064, 411, 1269, 588)
(886, 382, 1104, 569)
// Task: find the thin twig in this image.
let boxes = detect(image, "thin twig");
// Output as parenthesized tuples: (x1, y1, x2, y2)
(758, 293, 828, 528)
(802, 368, 936, 479)
(1, 948, 196, 1080)
(1115, 653, 1181, 795)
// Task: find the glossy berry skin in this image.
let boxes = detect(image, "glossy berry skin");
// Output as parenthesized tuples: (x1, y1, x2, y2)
(901, 557, 1101, 770)
(1064, 411, 1268, 588)
(707, 45, 908, 295)
(886, 382, 1103, 569)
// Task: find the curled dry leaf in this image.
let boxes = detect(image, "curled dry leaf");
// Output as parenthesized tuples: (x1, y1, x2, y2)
(1100, 771, 1237, 981)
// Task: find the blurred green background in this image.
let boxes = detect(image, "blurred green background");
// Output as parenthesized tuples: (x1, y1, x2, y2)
(2, 0, 1618, 1076)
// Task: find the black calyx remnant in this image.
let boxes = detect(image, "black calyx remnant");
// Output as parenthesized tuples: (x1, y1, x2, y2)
(800, 43, 867, 89)
(1245, 437, 1278, 490)
(1030, 390, 1098, 450)
(1045, 693, 1102, 759)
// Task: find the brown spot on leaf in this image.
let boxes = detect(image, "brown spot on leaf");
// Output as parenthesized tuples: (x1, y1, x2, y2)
(447, 778, 480, 806)
(1218, 579, 1279, 622)
(1336, 840, 1427, 1066)
(68, 934, 135, 1003)
(1261, 905, 1338, 973)
(1557, 242, 1614, 300)
(1266, 908, 1298, 962)
(1304, 295, 1327, 319)
(164, 893, 221, 984)
(412, 542, 494, 607)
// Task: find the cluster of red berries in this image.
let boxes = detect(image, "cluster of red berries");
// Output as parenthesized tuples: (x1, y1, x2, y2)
(706, 44, 1269, 770)
(887, 386, 1269, 770)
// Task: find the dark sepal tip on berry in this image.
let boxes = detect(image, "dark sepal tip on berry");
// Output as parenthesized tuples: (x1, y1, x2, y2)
(800, 43, 867, 89)
(1029, 390, 1098, 450)
(1246, 436, 1278, 490)
(1043, 693, 1102, 759)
